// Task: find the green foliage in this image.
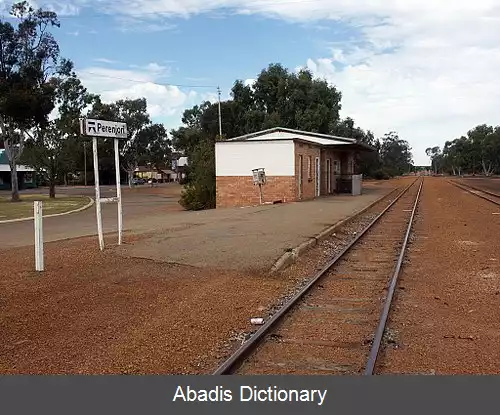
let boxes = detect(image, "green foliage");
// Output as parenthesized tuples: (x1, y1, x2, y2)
(0, 1, 64, 201)
(22, 63, 96, 197)
(228, 64, 342, 135)
(379, 132, 413, 176)
(179, 139, 215, 210)
(372, 169, 391, 180)
(429, 124, 500, 175)
(88, 97, 170, 185)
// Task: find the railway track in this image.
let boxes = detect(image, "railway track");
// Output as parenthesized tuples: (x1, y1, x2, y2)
(214, 177, 424, 375)
(450, 180, 500, 206)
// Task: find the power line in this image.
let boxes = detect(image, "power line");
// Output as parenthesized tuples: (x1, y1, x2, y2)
(77, 70, 217, 89)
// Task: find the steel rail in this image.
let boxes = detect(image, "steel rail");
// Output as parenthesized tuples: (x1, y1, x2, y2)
(213, 177, 421, 375)
(364, 178, 424, 375)
(449, 180, 500, 207)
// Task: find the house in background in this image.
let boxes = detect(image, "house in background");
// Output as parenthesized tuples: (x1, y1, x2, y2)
(171, 154, 188, 182)
(215, 127, 373, 208)
(134, 165, 176, 182)
(0, 148, 37, 191)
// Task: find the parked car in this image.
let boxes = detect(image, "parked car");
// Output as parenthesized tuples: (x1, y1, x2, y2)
(132, 178, 146, 185)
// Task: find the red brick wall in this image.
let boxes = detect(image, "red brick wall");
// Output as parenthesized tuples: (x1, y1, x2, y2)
(216, 176, 296, 208)
(294, 142, 321, 200)
(321, 148, 342, 195)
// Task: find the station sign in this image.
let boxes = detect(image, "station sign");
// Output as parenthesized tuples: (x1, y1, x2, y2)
(80, 118, 128, 139)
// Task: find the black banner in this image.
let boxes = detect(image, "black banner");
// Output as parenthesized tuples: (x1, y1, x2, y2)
(1, 376, 498, 414)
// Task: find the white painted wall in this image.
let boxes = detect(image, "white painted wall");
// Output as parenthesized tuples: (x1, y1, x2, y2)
(216, 140, 295, 176)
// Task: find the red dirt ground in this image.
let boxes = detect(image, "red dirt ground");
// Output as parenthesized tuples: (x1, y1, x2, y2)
(380, 178, 500, 374)
(0, 235, 297, 374)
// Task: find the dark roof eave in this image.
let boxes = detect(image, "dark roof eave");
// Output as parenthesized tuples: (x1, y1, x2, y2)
(323, 142, 375, 152)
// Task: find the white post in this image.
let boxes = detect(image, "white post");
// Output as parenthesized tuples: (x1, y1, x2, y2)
(114, 138, 123, 245)
(93, 137, 104, 251)
(34, 201, 44, 271)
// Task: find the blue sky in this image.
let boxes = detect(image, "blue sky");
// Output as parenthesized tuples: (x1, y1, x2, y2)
(2, 0, 500, 165)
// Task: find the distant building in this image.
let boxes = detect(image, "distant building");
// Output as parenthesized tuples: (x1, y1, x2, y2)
(0, 148, 37, 190)
(171, 154, 188, 182)
(134, 166, 176, 182)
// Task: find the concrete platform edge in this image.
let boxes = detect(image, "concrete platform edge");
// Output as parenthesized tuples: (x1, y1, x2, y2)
(270, 186, 402, 273)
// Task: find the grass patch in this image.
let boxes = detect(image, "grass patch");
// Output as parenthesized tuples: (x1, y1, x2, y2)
(0, 195, 90, 221)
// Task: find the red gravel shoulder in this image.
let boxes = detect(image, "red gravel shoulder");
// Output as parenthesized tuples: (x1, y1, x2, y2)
(456, 177, 500, 195)
(379, 177, 500, 374)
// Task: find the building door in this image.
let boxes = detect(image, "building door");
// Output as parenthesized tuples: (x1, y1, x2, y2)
(315, 157, 320, 197)
(326, 159, 331, 194)
(298, 155, 303, 199)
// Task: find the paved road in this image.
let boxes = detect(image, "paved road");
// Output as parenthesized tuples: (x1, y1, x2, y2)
(1, 180, 404, 271)
(0, 184, 183, 249)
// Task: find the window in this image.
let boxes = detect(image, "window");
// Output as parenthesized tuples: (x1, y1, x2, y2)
(308, 156, 312, 180)
(333, 160, 340, 174)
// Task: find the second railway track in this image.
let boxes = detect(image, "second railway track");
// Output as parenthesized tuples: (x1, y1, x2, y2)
(214, 177, 424, 375)
(450, 180, 500, 206)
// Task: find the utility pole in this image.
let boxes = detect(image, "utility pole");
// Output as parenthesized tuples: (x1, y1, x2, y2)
(217, 86, 222, 138)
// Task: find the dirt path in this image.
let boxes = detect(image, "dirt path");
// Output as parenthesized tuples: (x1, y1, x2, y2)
(379, 177, 500, 374)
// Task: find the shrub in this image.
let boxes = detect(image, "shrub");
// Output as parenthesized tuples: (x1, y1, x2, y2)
(373, 169, 391, 180)
(179, 139, 216, 210)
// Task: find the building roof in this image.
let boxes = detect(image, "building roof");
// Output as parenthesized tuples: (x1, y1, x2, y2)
(177, 156, 188, 166)
(223, 127, 373, 151)
(0, 149, 35, 172)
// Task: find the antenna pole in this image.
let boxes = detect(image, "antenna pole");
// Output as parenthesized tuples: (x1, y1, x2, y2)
(217, 86, 222, 138)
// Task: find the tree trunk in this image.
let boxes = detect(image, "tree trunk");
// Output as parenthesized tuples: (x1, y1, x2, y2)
(49, 182, 56, 198)
(482, 160, 492, 176)
(128, 170, 134, 188)
(9, 162, 20, 202)
(451, 166, 456, 176)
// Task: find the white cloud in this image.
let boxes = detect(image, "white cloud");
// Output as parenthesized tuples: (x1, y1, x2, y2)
(77, 63, 207, 122)
(244, 78, 256, 87)
(7, 0, 500, 163)
(94, 58, 117, 64)
(56, 0, 497, 164)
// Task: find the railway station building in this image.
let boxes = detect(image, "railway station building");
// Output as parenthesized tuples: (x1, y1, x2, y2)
(215, 127, 374, 208)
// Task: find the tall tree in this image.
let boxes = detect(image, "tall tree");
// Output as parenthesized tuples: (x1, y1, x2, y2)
(136, 123, 171, 170)
(22, 61, 96, 197)
(467, 124, 496, 175)
(425, 146, 442, 174)
(380, 132, 413, 176)
(0, 1, 62, 201)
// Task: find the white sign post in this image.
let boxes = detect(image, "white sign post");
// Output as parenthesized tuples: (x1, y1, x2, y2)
(34, 201, 44, 271)
(80, 118, 127, 251)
